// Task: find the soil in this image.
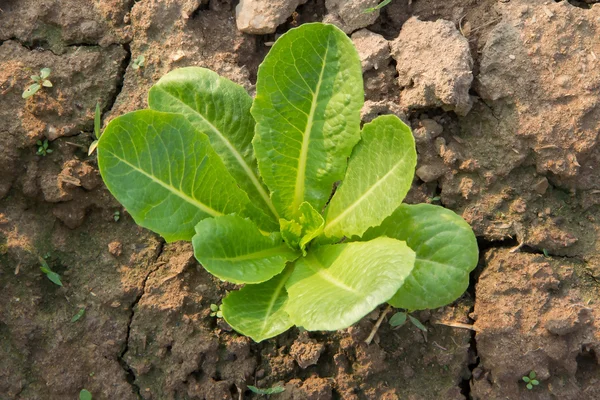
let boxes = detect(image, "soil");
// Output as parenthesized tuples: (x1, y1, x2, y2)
(1, 0, 599, 399)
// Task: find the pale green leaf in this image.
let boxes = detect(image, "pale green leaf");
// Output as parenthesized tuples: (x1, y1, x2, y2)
(285, 237, 415, 331)
(323, 115, 416, 240)
(22, 83, 40, 99)
(97, 110, 261, 242)
(280, 218, 302, 250)
(71, 308, 85, 322)
(94, 102, 101, 139)
(193, 215, 299, 284)
(40, 68, 51, 79)
(252, 23, 364, 220)
(222, 268, 294, 342)
(88, 140, 98, 156)
(42, 80, 53, 87)
(148, 67, 279, 229)
(389, 311, 407, 327)
(363, 204, 478, 310)
(297, 202, 324, 254)
(408, 315, 427, 332)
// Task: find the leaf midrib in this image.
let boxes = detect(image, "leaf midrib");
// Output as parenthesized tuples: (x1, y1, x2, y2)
(106, 150, 223, 217)
(324, 147, 412, 234)
(155, 88, 279, 220)
(304, 253, 361, 296)
(292, 34, 331, 213)
(260, 268, 293, 336)
(207, 245, 296, 262)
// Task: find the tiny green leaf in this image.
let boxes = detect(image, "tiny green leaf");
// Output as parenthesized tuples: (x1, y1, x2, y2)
(22, 83, 41, 99)
(94, 102, 102, 139)
(31, 75, 41, 81)
(523, 376, 530, 383)
(248, 385, 285, 395)
(364, 0, 391, 13)
(526, 383, 533, 390)
(40, 68, 51, 79)
(408, 315, 427, 332)
(71, 308, 86, 322)
(193, 215, 299, 284)
(532, 380, 539, 385)
(280, 218, 303, 250)
(389, 312, 407, 327)
(297, 202, 324, 254)
(222, 268, 294, 342)
(210, 304, 219, 312)
(285, 237, 415, 331)
(40, 266, 63, 286)
(529, 371, 536, 379)
(42, 80, 52, 87)
(252, 23, 364, 220)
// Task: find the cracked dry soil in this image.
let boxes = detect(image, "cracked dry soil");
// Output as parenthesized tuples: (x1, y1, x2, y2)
(1, 0, 600, 399)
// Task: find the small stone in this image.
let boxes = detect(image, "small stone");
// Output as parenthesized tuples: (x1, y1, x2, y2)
(413, 118, 443, 143)
(235, 0, 307, 34)
(351, 29, 390, 72)
(108, 241, 123, 257)
(416, 164, 446, 183)
(324, 0, 381, 34)
(533, 177, 549, 194)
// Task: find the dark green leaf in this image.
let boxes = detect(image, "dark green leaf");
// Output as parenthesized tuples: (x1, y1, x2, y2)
(408, 315, 427, 332)
(389, 312, 407, 327)
(71, 308, 85, 322)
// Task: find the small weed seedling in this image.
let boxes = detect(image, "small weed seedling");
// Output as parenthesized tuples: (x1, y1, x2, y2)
(88, 102, 102, 155)
(389, 311, 428, 332)
(79, 389, 92, 400)
(248, 385, 285, 396)
(96, 23, 478, 342)
(364, 0, 392, 13)
(71, 308, 86, 322)
(40, 257, 62, 286)
(209, 304, 223, 318)
(132, 55, 145, 70)
(23, 67, 52, 99)
(36, 139, 52, 156)
(523, 371, 539, 390)
(113, 210, 120, 222)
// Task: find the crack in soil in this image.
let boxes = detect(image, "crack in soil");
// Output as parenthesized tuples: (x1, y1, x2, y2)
(118, 241, 165, 399)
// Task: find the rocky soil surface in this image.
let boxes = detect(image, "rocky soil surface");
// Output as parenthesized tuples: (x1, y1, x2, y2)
(1, 0, 599, 399)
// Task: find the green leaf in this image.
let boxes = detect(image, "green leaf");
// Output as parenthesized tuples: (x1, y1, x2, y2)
(248, 385, 285, 395)
(42, 80, 52, 87)
(252, 23, 364, 220)
(280, 218, 303, 250)
(210, 304, 219, 312)
(222, 268, 294, 342)
(94, 102, 101, 139)
(323, 115, 416, 240)
(148, 67, 279, 228)
(31, 75, 41, 81)
(530, 371, 536, 379)
(193, 215, 299, 284)
(285, 237, 415, 331)
(71, 308, 85, 322)
(40, 258, 63, 286)
(363, 204, 479, 310)
(523, 376, 530, 383)
(532, 380, 539, 385)
(97, 109, 261, 242)
(364, 0, 391, 13)
(40, 68, 51, 79)
(389, 311, 407, 327)
(297, 202, 324, 254)
(408, 315, 427, 332)
(527, 383, 533, 390)
(22, 83, 41, 99)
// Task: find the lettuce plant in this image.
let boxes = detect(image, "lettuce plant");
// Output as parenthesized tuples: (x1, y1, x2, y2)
(97, 23, 478, 342)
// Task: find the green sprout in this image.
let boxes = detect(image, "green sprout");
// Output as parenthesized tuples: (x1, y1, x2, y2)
(210, 303, 223, 318)
(113, 210, 121, 222)
(40, 257, 62, 286)
(364, 0, 392, 13)
(132, 55, 145, 70)
(23, 67, 52, 99)
(389, 310, 427, 332)
(88, 102, 102, 156)
(36, 139, 53, 156)
(71, 308, 86, 322)
(248, 385, 285, 395)
(522, 370, 539, 390)
(79, 389, 92, 400)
